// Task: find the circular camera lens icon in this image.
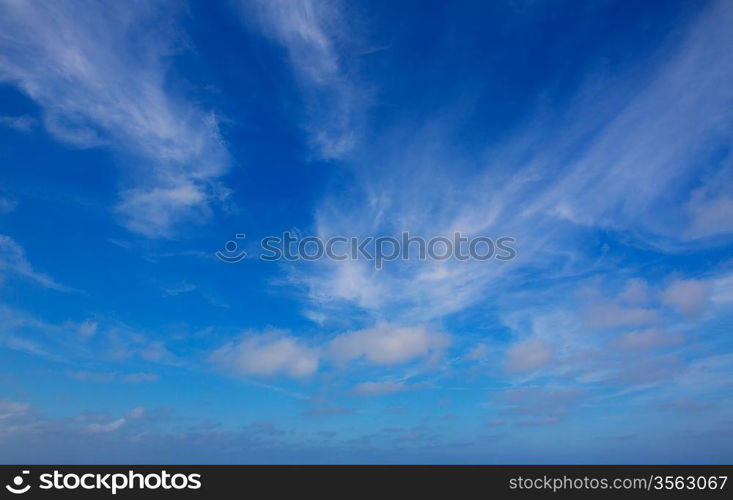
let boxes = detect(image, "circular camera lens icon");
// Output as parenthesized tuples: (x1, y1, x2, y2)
(216, 234, 247, 263)
(6, 470, 31, 494)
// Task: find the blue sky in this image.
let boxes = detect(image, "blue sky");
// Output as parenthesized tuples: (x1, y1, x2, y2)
(0, 0, 732, 463)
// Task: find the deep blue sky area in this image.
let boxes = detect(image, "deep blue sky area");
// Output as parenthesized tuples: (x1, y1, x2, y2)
(0, 0, 732, 463)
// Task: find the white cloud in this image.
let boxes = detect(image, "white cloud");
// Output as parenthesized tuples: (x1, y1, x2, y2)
(585, 302, 658, 330)
(162, 282, 197, 297)
(66, 371, 158, 384)
(209, 330, 319, 378)
(504, 338, 552, 374)
(0, 0, 230, 237)
(301, 260, 385, 311)
(242, 0, 362, 158)
(612, 328, 683, 351)
(0, 114, 37, 132)
(711, 272, 733, 305)
(464, 343, 489, 361)
(498, 387, 582, 424)
(329, 324, 450, 366)
(685, 153, 733, 239)
(66, 371, 115, 383)
(687, 191, 733, 239)
(87, 406, 145, 433)
(139, 341, 176, 364)
(526, 0, 733, 242)
(0, 305, 179, 368)
(126, 406, 145, 419)
(123, 373, 159, 384)
(662, 279, 710, 319)
(208, 323, 448, 379)
(352, 380, 407, 397)
(76, 319, 98, 338)
(88, 418, 126, 433)
(619, 278, 651, 306)
(292, 3, 733, 330)
(0, 235, 68, 291)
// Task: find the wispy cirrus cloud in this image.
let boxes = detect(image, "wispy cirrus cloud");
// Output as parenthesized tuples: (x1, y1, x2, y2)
(0, 114, 37, 132)
(352, 380, 410, 397)
(292, 0, 733, 331)
(495, 269, 732, 395)
(65, 371, 159, 384)
(0, 304, 178, 366)
(0, 235, 68, 291)
(0, 0, 230, 237)
(85, 406, 146, 434)
(524, 0, 733, 243)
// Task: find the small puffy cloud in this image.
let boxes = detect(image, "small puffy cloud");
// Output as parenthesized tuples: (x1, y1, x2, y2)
(504, 338, 552, 374)
(209, 330, 319, 378)
(353, 381, 408, 397)
(87, 418, 124, 433)
(662, 279, 710, 318)
(619, 278, 651, 305)
(612, 328, 682, 350)
(659, 399, 712, 412)
(585, 302, 658, 330)
(243, 0, 361, 159)
(76, 319, 98, 338)
(614, 354, 683, 385)
(303, 260, 385, 311)
(329, 324, 450, 366)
